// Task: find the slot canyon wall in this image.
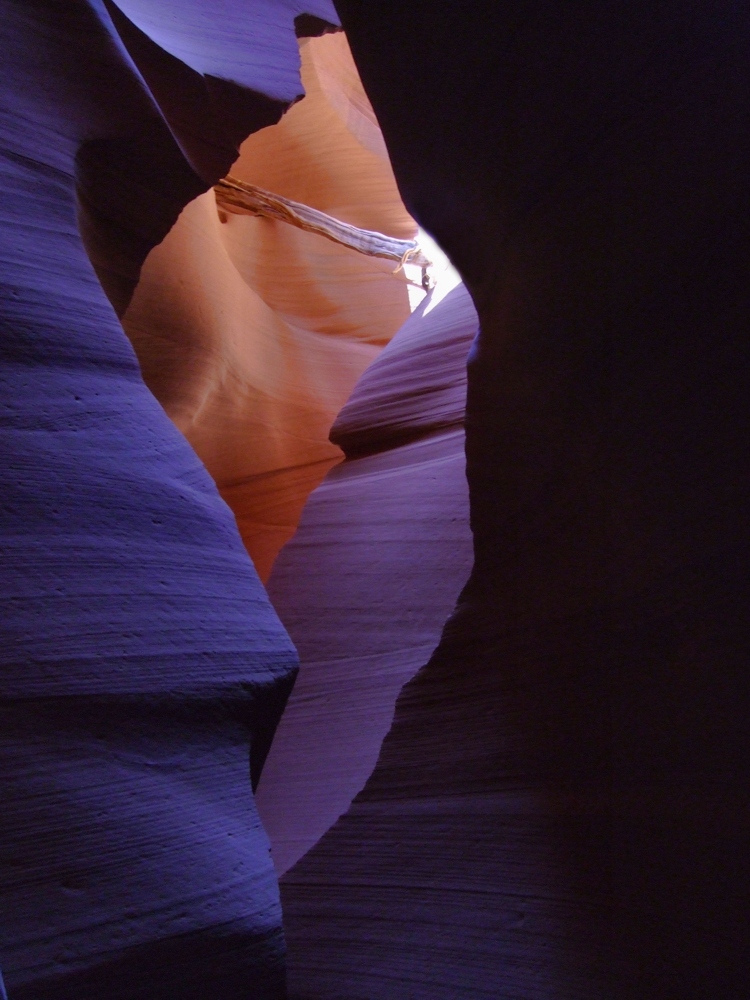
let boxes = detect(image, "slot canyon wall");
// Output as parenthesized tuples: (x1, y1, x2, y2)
(2, 2, 750, 999)
(0, 2, 341, 997)
(279, 2, 750, 998)
(120, 29, 417, 581)
(256, 283, 478, 877)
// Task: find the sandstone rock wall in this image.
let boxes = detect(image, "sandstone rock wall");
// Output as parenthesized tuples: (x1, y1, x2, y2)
(0, 2, 337, 996)
(121, 31, 415, 581)
(280, 3, 750, 996)
(5, 2, 750, 997)
(258, 284, 477, 876)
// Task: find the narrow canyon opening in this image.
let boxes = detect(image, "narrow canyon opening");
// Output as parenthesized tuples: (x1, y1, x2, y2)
(5, 4, 750, 997)
(119, 30, 423, 582)
(109, 29, 474, 875)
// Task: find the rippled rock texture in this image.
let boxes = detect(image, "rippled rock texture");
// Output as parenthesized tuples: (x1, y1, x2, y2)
(279, 2, 750, 997)
(0, 1, 337, 997)
(257, 284, 477, 876)
(121, 30, 415, 581)
(5, 2, 750, 998)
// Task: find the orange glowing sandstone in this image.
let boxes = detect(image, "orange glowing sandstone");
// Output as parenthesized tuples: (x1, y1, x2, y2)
(122, 33, 416, 579)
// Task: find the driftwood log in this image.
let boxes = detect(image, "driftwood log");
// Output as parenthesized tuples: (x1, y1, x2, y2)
(215, 175, 432, 282)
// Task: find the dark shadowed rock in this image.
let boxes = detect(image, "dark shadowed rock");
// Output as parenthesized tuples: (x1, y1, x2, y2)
(280, 2, 750, 996)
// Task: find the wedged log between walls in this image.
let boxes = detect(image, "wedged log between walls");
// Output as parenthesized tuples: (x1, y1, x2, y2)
(0, 2, 337, 997)
(121, 30, 416, 582)
(257, 284, 477, 876)
(280, 3, 750, 997)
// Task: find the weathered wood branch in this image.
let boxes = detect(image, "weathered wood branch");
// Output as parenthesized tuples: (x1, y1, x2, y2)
(214, 175, 432, 272)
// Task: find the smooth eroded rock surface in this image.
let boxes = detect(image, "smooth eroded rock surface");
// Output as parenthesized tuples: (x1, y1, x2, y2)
(0, 1, 336, 995)
(331, 282, 477, 456)
(121, 31, 415, 581)
(280, 2, 750, 996)
(257, 285, 476, 875)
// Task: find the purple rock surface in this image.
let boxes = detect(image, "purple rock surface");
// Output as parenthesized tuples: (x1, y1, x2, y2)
(279, 3, 750, 996)
(257, 283, 477, 876)
(330, 283, 477, 456)
(0, 1, 336, 996)
(5, 1, 750, 997)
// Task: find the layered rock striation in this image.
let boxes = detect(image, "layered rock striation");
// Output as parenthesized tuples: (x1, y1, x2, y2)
(0, 1, 337, 996)
(257, 284, 477, 876)
(5, 2, 750, 997)
(279, 2, 750, 996)
(121, 31, 415, 581)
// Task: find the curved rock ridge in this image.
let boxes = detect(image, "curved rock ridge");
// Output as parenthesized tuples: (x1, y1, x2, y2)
(121, 30, 415, 580)
(79, 0, 340, 316)
(331, 282, 478, 456)
(0, 1, 334, 996)
(256, 285, 475, 876)
(111, 0, 337, 101)
(279, 2, 750, 997)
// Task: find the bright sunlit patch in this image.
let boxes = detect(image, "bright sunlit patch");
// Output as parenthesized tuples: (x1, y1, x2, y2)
(403, 227, 462, 314)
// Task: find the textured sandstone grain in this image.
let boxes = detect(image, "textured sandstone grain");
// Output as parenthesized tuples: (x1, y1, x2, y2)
(121, 32, 415, 580)
(280, 3, 750, 997)
(256, 281, 476, 878)
(0, 2, 338, 996)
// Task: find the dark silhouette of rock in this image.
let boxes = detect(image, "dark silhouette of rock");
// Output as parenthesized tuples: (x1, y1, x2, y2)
(280, 3, 750, 996)
(257, 285, 477, 875)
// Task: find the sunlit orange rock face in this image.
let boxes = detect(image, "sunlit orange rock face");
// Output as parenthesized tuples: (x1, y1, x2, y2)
(122, 32, 415, 580)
